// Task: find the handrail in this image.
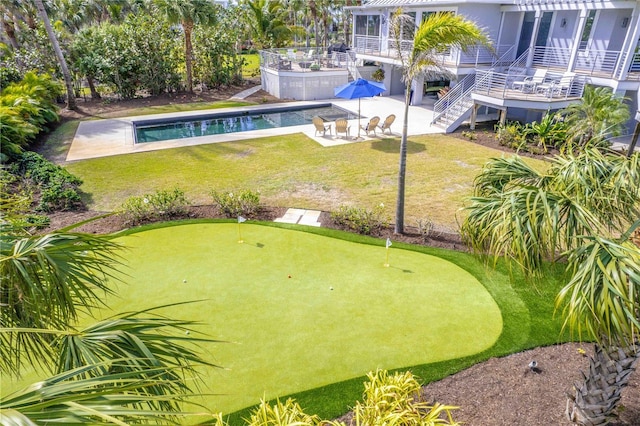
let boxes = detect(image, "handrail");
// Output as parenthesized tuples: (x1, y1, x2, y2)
(432, 73, 476, 125)
(474, 69, 586, 101)
(492, 45, 517, 69)
(574, 48, 621, 77)
(531, 46, 571, 69)
(507, 48, 530, 74)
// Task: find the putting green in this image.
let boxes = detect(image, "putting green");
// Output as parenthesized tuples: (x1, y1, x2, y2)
(105, 223, 502, 414)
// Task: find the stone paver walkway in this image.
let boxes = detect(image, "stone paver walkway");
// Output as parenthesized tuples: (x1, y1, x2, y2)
(274, 208, 322, 227)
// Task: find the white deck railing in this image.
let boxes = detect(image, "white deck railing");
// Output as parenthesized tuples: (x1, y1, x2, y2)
(474, 69, 585, 101)
(574, 49, 620, 77)
(531, 46, 571, 69)
(259, 49, 354, 73)
(432, 73, 476, 124)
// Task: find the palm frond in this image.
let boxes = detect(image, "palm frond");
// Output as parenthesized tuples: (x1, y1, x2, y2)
(0, 232, 124, 374)
(557, 236, 640, 344)
(0, 363, 208, 424)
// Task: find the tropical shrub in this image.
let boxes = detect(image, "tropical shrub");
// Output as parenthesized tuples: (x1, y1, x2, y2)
(247, 398, 321, 426)
(324, 370, 459, 426)
(193, 11, 245, 89)
(0, 67, 21, 89)
(0, 72, 61, 160)
(494, 121, 526, 151)
(70, 15, 181, 99)
(120, 188, 190, 224)
(330, 203, 389, 235)
(560, 85, 630, 153)
(211, 189, 261, 218)
(522, 112, 566, 153)
(10, 151, 83, 212)
(206, 370, 458, 426)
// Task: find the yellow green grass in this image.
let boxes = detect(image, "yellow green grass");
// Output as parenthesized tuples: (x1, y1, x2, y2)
(65, 134, 547, 229)
(101, 222, 502, 415)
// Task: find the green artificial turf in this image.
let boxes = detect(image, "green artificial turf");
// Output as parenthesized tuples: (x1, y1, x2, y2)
(100, 222, 502, 415)
(3, 221, 569, 424)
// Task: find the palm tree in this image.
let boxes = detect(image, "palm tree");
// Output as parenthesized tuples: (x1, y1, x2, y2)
(34, 0, 77, 110)
(152, 0, 218, 93)
(1, 211, 218, 422)
(390, 10, 491, 234)
(560, 85, 630, 153)
(243, 0, 292, 48)
(461, 149, 640, 425)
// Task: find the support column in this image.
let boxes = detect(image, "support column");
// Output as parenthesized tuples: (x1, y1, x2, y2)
(469, 103, 479, 130)
(411, 75, 424, 105)
(499, 108, 507, 125)
(567, 10, 588, 72)
(615, 11, 640, 80)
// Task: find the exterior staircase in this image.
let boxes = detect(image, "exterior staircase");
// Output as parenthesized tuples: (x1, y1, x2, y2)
(430, 73, 476, 132)
(431, 47, 523, 133)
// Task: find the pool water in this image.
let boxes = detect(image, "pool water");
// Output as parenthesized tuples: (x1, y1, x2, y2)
(134, 105, 358, 143)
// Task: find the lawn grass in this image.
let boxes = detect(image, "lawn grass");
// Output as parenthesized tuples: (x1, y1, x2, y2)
(65, 134, 547, 229)
(241, 53, 260, 78)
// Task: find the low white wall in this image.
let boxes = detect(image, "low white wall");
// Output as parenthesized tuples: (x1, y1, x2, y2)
(261, 68, 349, 101)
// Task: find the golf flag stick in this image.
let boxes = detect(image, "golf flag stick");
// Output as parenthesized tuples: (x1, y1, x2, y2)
(237, 215, 246, 243)
(384, 237, 392, 267)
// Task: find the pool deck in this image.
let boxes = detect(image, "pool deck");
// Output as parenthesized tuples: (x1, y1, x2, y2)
(66, 96, 444, 162)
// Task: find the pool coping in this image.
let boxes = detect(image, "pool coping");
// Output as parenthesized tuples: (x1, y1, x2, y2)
(66, 98, 441, 162)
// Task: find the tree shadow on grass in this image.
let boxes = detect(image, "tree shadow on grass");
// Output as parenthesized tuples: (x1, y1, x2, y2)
(369, 138, 426, 154)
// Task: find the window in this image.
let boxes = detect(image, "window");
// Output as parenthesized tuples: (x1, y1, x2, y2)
(534, 12, 552, 46)
(355, 15, 380, 37)
(579, 10, 596, 50)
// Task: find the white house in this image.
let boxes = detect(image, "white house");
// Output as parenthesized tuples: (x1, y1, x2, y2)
(347, 0, 640, 134)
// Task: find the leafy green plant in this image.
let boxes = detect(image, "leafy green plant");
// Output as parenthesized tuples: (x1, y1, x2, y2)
(211, 189, 261, 218)
(495, 121, 525, 151)
(121, 188, 190, 224)
(246, 398, 321, 426)
(327, 370, 459, 426)
(330, 203, 389, 235)
(10, 151, 83, 212)
(522, 112, 566, 153)
(461, 130, 477, 141)
(0, 72, 61, 159)
(416, 217, 434, 240)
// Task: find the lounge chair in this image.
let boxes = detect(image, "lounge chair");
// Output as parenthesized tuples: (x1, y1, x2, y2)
(378, 114, 395, 135)
(512, 68, 547, 93)
(312, 116, 331, 136)
(360, 116, 380, 136)
(535, 72, 574, 97)
(335, 118, 351, 139)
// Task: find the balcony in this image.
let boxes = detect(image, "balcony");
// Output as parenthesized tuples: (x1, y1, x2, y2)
(259, 49, 354, 73)
(353, 36, 499, 67)
(473, 69, 585, 108)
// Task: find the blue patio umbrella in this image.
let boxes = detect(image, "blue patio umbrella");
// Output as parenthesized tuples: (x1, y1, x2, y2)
(334, 78, 386, 138)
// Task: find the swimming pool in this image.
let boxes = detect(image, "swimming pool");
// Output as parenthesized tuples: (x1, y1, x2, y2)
(134, 104, 358, 143)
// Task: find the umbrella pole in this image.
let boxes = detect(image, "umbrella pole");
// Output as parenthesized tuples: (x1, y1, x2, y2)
(357, 97, 361, 139)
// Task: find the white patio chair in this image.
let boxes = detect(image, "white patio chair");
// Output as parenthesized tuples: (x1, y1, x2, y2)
(512, 69, 547, 93)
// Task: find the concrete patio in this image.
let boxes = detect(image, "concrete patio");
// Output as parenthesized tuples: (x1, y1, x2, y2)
(66, 96, 443, 161)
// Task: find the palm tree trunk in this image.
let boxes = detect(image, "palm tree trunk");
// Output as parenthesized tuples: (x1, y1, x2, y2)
(183, 19, 194, 93)
(394, 84, 412, 234)
(34, 0, 77, 110)
(566, 342, 639, 425)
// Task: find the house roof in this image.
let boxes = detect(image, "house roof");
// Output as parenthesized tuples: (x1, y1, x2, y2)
(360, 0, 507, 6)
